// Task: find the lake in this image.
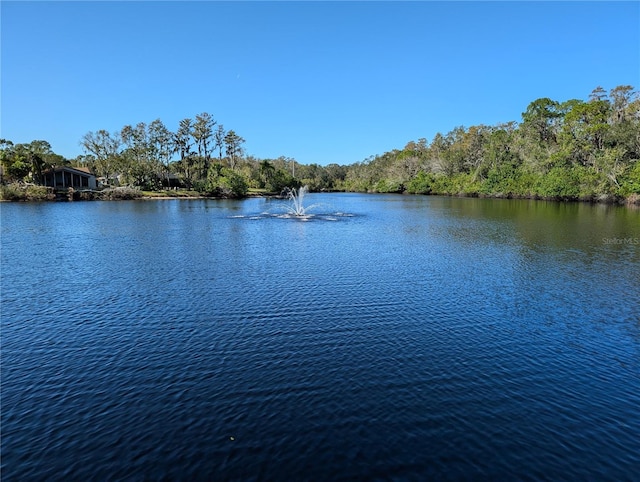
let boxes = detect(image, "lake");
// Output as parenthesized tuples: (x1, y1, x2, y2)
(1, 193, 639, 480)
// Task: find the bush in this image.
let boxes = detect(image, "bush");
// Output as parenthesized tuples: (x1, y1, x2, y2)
(201, 167, 248, 198)
(618, 160, 640, 197)
(535, 167, 581, 199)
(219, 169, 249, 197)
(373, 179, 404, 193)
(98, 186, 142, 200)
(575, 167, 608, 200)
(430, 173, 480, 196)
(406, 171, 434, 194)
(0, 184, 25, 200)
(480, 163, 534, 197)
(0, 184, 55, 201)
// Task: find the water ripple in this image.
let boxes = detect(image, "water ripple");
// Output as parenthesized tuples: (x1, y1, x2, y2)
(1, 196, 639, 480)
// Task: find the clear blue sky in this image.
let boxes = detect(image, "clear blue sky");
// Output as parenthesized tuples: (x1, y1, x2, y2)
(2, 1, 639, 166)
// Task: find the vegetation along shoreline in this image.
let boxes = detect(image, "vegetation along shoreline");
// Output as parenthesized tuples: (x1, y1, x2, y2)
(2, 85, 638, 206)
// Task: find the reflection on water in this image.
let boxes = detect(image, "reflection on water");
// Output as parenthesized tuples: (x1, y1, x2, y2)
(1, 194, 639, 480)
(231, 212, 355, 221)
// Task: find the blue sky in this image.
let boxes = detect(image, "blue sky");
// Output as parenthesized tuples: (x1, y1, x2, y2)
(2, 1, 639, 166)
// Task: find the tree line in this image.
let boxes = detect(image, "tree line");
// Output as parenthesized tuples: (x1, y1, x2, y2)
(341, 85, 640, 202)
(76, 113, 250, 195)
(2, 85, 638, 202)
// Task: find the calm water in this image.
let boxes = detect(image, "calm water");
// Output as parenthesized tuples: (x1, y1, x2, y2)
(1, 194, 639, 480)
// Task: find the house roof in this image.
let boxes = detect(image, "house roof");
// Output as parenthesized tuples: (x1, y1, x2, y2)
(46, 166, 96, 177)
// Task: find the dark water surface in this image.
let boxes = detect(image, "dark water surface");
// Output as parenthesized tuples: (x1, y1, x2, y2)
(2, 194, 639, 480)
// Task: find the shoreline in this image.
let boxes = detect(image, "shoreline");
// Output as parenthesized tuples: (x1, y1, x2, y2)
(2, 188, 639, 207)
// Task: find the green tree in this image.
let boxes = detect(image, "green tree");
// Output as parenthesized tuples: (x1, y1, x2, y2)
(426, 132, 451, 175)
(72, 154, 96, 169)
(174, 118, 193, 161)
(149, 119, 174, 188)
(27, 140, 56, 184)
(203, 165, 248, 197)
(1, 140, 67, 184)
(259, 159, 276, 190)
(521, 97, 562, 145)
(460, 125, 488, 179)
(559, 99, 611, 167)
(81, 130, 122, 185)
(324, 163, 347, 190)
(120, 122, 161, 188)
(193, 112, 215, 177)
(480, 123, 523, 192)
(589, 86, 608, 102)
(173, 118, 196, 187)
(609, 85, 636, 123)
(0, 140, 29, 182)
(224, 130, 245, 170)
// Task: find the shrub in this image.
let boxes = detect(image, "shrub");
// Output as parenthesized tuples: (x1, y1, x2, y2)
(0, 184, 55, 201)
(618, 160, 640, 197)
(535, 167, 581, 199)
(406, 171, 434, 194)
(480, 163, 534, 197)
(219, 169, 249, 198)
(98, 187, 142, 200)
(373, 179, 404, 193)
(201, 168, 248, 198)
(429, 173, 480, 196)
(575, 167, 607, 200)
(0, 184, 24, 200)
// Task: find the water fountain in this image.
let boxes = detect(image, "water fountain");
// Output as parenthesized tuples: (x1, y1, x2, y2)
(231, 185, 353, 221)
(286, 185, 310, 216)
